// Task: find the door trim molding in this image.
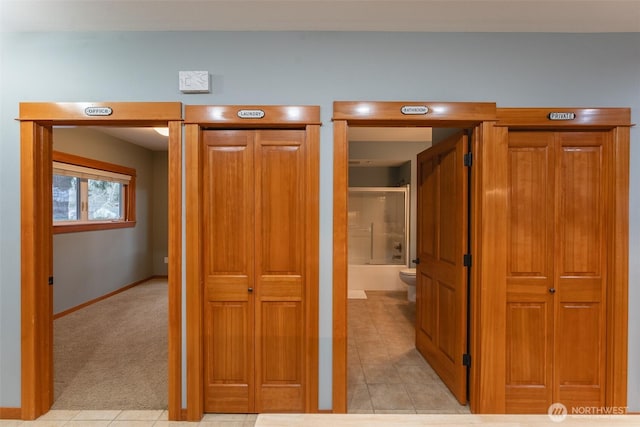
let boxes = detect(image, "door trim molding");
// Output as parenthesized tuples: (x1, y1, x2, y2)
(184, 105, 320, 421)
(18, 102, 183, 420)
(331, 100, 501, 413)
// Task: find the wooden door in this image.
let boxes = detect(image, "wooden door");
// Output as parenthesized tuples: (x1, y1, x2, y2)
(415, 132, 469, 404)
(505, 131, 555, 412)
(554, 131, 607, 410)
(505, 130, 608, 412)
(202, 129, 307, 413)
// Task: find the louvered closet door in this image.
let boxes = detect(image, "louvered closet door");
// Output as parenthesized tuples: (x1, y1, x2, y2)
(505, 131, 608, 413)
(202, 129, 308, 413)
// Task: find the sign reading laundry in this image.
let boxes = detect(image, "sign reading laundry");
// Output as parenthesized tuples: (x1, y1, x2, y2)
(84, 107, 113, 116)
(548, 112, 576, 120)
(237, 109, 265, 119)
(401, 105, 429, 115)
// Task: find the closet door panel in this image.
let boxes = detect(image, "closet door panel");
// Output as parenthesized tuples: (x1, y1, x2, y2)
(202, 130, 255, 413)
(505, 132, 555, 412)
(254, 130, 306, 412)
(555, 132, 607, 409)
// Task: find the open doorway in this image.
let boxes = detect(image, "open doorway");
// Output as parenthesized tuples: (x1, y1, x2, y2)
(332, 101, 496, 413)
(18, 102, 182, 420)
(346, 126, 468, 413)
(50, 126, 169, 409)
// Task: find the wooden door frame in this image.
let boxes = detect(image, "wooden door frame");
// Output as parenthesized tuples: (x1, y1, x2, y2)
(184, 105, 321, 421)
(495, 107, 632, 410)
(18, 102, 183, 420)
(332, 101, 506, 413)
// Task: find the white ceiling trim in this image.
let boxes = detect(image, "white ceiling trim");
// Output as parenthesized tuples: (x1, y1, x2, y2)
(2, 1, 639, 33)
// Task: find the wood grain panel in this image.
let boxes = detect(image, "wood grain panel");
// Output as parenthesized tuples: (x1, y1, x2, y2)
(438, 148, 457, 265)
(437, 281, 456, 362)
(255, 131, 304, 275)
(417, 272, 435, 340)
(556, 303, 605, 409)
(203, 131, 253, 276)
(206, 302, 251, 384)
(418, 155, 437, 259)
(507, 135, 553, 277)
(505, 300, 553, 413)
(260, 302, 303, 384)
(203, 299, 253, 403)
(506, 303, 549, 386)
(558, 139, 603, 276)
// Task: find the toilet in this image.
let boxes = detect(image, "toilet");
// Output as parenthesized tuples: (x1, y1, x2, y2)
(398, 268, 416, 302)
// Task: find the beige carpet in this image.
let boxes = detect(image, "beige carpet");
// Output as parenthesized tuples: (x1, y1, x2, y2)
(52, 278, 168, 410)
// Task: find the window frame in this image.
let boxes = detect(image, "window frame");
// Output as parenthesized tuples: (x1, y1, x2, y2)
(53, 151, 136, 234)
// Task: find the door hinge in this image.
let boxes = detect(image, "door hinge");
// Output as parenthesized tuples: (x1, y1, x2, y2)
(463, 254, 472, 267)
(48, 276, 54, 286)
(463, 353, 471, 367)
(463, 152, 473, 167)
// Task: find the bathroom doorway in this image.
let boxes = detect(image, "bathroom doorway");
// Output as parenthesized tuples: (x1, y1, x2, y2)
(346, 125, 468, 413)
(333, 100, 496, 413)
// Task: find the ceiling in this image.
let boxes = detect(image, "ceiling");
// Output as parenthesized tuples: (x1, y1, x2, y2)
(2, 1, 639, 33)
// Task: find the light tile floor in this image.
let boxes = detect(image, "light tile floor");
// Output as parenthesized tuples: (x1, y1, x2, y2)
(348, 290, 469, 414)
(0, 411, 258, 426)
(2, 411, 639, 427)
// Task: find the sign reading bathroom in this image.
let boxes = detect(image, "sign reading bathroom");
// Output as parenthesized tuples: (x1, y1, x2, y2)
(401, 105, 429, 115)
(548, 112, 576, 121)
(84, 106, 113, 116)
(237, 109, 265, 119)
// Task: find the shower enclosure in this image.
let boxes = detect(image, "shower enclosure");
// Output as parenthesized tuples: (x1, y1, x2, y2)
(348, 186, 410, 292)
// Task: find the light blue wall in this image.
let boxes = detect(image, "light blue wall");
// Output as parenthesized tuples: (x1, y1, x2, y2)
(52, 127, 156, 314)
(1, 31, 639, 411)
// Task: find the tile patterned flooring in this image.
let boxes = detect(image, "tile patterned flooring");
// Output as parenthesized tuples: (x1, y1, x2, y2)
(348, 290, 469, 414)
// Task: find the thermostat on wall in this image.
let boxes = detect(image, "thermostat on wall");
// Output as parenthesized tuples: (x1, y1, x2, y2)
(179, 71, 210, 93)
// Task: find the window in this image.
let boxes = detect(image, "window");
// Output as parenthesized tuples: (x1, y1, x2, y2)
(52, 151, 136, 233)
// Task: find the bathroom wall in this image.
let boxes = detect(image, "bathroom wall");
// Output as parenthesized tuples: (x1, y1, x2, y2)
(349, 141, 430, 264)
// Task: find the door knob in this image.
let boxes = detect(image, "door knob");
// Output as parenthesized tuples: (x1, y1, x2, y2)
(412, 258, 420, 265)
(549, 288, 556, 294)
(248, 287, 253, 293)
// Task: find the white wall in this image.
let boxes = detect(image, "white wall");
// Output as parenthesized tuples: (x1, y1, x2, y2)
(1, 31, 639, 411)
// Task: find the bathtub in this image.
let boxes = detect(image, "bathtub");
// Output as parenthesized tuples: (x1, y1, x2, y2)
(348, 264, 407, 292)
